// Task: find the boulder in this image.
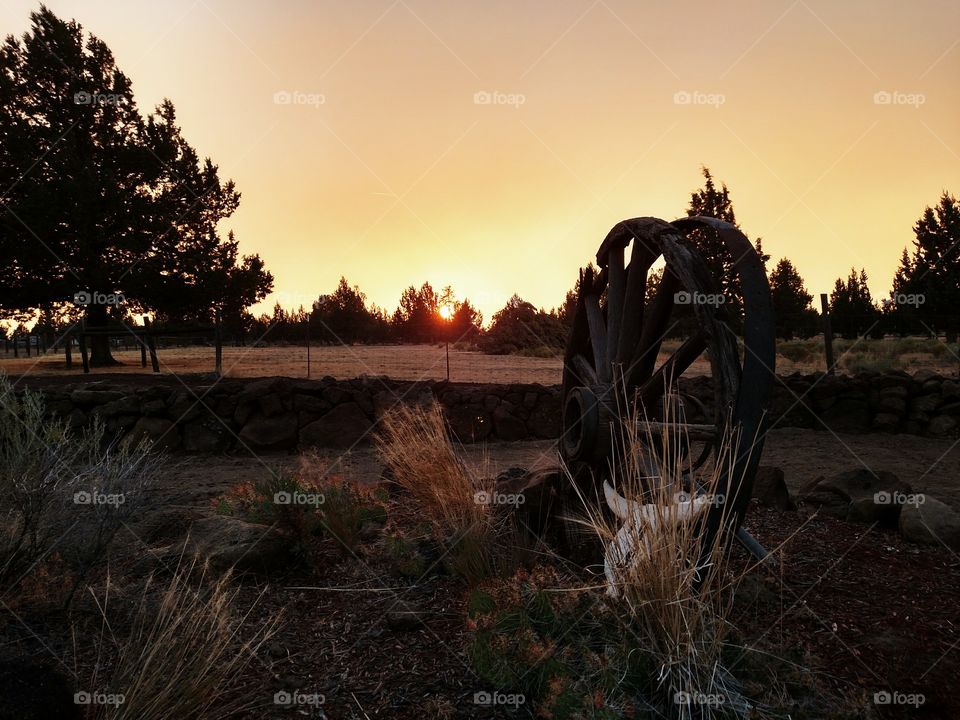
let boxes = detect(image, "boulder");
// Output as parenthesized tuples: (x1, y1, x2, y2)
(799, 469, 910, 527)
(124, 416, 180, 451)
(492, 406, 527, 441)
(299, 402, 372, 448)
(181, 418, 232, 453)
(181, 515, 292, 572)
(927, 415, 958, 437)
(0, 657, 80, 720)
(871, 412, 901, 433)
(239, 412, 298, 450)
(752, 466, 794, 510)
(444, 405, 491, 442)
(899, 496, 960, 549)
(257, 393, 284, 417)
(69, 389, 122, 405)
(526, 402, 560, 439)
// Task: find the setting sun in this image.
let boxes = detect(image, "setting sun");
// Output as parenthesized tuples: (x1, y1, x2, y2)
(438, 304, 454, 320)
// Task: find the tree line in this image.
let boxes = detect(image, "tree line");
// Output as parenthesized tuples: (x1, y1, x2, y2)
(3, 8, 959, 363)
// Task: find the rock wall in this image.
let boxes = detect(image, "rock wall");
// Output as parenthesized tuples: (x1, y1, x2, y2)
(27, 369, 960, 452)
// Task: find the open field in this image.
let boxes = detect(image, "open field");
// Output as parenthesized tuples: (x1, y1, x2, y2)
(3, 337, 958, 384)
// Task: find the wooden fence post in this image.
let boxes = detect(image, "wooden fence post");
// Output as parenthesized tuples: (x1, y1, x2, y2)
(78, 324, 90, 374)
(65, 333, 73, 369)
(820, 293, 835, 375)
(214, 320, 223, 376)
(143, 317, 160, 373)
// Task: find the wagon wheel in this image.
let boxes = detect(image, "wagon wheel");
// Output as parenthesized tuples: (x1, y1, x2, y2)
(559, 216, 776, 559)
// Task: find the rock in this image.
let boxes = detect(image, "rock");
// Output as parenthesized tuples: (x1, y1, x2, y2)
(799, 469, 910, 526)
(899, 496, 960, 549)
(386, 610, 428, 632)
(876, 393, 907, 415)
(257, 393, 284, 417)
(752, 466, 794, 510)
(140, 398, 167, 416)
(820, 397, 871, 433)
(293, 393, 329, 415)
(322, 386, 351, 406)
(69, 389, 122, 405)
(181, 419, 231, 453)
(299, 402, 372, 448)
(181, 515, 292, 572)
(942, 380, 960, 399)
(92, 395, 141, 417)
(927, 415, 958, 437)
(0, 657, 80, 720)
(444, 405, 491, 442)
(168, 391, 202, 422)
(871, 412, 901, 433)
(910, 394, 941, 415)
(239, 413, 298, 450)
(67, 408, 87, 429)
(268, 642, 286, 659)
(492, 406, 527, 441)
(124, 416, 179, 451)
(526, 402, 560, 439)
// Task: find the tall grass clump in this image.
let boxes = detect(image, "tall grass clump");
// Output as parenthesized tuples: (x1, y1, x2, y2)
(376, 402, 504, 583)
(571, 390, 752, 718)
(81, 557, 280, 719)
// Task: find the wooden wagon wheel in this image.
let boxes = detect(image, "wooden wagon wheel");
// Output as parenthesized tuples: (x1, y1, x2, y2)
(559, 216, 776, 559)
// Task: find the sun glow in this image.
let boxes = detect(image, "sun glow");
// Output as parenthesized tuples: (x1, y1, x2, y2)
(438, 304, 454, 320)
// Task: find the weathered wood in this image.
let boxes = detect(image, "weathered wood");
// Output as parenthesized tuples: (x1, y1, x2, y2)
(605, 245, 625, 374)
(584, 294, 608, 383)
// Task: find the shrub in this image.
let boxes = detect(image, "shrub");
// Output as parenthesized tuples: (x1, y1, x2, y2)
(0, 373, 161, 606)
(81, 558, 280, 719)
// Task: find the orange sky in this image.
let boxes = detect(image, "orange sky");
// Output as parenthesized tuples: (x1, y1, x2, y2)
(5, 0, 958, 323)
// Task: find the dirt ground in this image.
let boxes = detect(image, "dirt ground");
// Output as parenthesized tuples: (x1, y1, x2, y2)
(144, 429, 960, 719)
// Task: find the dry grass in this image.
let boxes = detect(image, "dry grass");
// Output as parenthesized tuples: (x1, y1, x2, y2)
(569, 393, 753, 718)
(376, 401, 512, 583)
(81, 556, 281, 720)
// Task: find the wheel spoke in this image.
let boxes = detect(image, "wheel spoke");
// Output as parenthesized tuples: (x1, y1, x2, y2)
(605, 246, 625, 373)
(617, 234, 657, 364)
(584, 293, 608, 383)
(571, 353, 598, 386)
(626, 270, 680, 387)
(636, 330, 707, 407)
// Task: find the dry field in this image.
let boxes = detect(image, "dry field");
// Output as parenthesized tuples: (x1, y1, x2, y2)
(4, 337, 958, 384)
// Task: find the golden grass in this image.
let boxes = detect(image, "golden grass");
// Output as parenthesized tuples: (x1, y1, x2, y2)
(82, 556, 281, 720)
(569, 392, 751, 718)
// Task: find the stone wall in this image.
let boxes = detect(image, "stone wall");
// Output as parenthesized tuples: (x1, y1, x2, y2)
(26, 369, 960, 452)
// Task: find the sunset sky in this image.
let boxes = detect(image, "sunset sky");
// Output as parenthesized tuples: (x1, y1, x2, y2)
(5, 0, 958, 323)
